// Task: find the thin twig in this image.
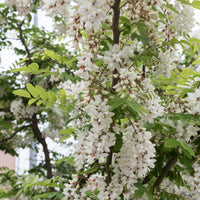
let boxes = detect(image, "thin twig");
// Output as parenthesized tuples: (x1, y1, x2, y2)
(0, 125, 31, 145)
(18, 20, 32, 64)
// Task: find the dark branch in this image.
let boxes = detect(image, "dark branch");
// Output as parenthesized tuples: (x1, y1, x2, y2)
(0, 108, 10, 113)
(31, 114, 55, 193)
(153, 155, 178, 190)
(18, 20, 32, 64)
(111, 0, 121, 88)
(105, 146, 114, 185)
(0, 125, 31, 145)
(105, 0, 121, 186)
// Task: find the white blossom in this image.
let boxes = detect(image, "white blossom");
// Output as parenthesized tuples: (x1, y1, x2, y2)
(10, 99, 40, 120)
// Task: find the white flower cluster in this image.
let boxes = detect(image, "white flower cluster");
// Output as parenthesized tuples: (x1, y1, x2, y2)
(141, 97, 164, 122)
(186, 88, 200, 115)
(58, 79, 85, 102)
(42, 126, 58, 140)
(41, 0, 71, 17)
(104, 44, 134, 72)
(113, 67, 137, 98)
(171, 2, 195, 34)
(71, 0, 109, 34)
(64, 0, 110, 48)
(157, 50, 178, 78)
(42, 106, 65, 140)
(64, 173, 103, 200)
(140, 78, 165, 122)
(176, 120, 200, 143)
(10, 99, 40, 120)
(5, 0, 32, 16)
(74, 94, 115, 170)
(96, 124, 156, 200)
(74, 52, 99, 80)
(49, 64, 65, 83)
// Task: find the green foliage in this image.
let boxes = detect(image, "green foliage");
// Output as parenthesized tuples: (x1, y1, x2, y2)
(134, 182, 153, 200)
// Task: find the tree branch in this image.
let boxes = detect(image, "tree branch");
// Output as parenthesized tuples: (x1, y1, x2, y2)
(105, 0, 121, 186)
(0, 125, 31, 145)
(111, 0, 121, 88)
(105, 146, 114, 185)
(153, 155, 178, 190)
(31, 114, 55, 193)
(18, 20, 32, 64)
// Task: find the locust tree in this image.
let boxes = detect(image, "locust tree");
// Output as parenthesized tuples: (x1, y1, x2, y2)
(2, 0, 200, 200)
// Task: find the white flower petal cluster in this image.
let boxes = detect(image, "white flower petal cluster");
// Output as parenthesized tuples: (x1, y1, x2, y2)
(58, 80, 85, 102)
(176, 120, 199, 143)
(186, 88, 200, 114)
(41, 0, 71, 17)
(72, 0, 109, 34)
(171, 2, 195, 34)
(104, 44, 134, 72)
(49, 64, 65, 83)
(141, 97, 164, 122)
(74, 94, 115, 170)
(5, 0, 32, 16)
(42, 126, 58, 140)
(74, 52, 99, 80)
(113, 67, 138, 98)
(10, 99, 40, 120)
(157, 50, 178, 78)
(97, 124, 156, 200)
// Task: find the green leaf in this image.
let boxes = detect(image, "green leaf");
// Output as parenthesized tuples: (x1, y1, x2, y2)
(28, 63, 39, 71)
(134, 182, 153, 200)
(145, 189, 153, 200)
(37, 100, 44, 106)
(47, 91, 57, 102)
(58, 35, 66, 42)
(136, 22, 147, 37)
(11, 67, 27, 72)
(192, 0, 200, 9)
(60, 94, 67, 105)
(189, 37, 200, 43)
(13, 89, 31, 98)
(26, 83, 38, 98)
(54, 156, 68, 165)
(33, 192, 57, 199)
(158, 11, 166, 18)
(59, 128, 77, 135)
(59, 129, 76, 141)
(164, 138, 180, 149)
(170, 38, 180, 44)
(28, 98, 37, 105)
(126, 100, 149, 115)
(120, 16, 130, 24)
(43, 50, 55, 59)
(192, 59, 200, 65)
(179, 140, 195, 157)
(134, 189, 144, 198)
(114, 133, 123, 153)
(36, 85, 47, 100)
(81, 32, 89, 39)
(108, 96, 126, 111)
(177, 0, 191, 5)
(166, 3, 180, 15)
